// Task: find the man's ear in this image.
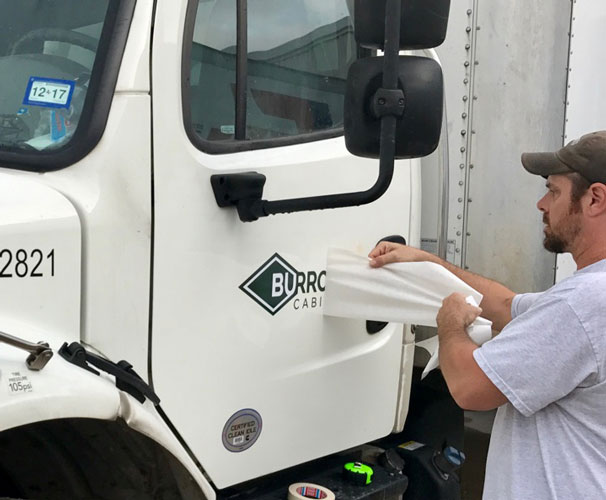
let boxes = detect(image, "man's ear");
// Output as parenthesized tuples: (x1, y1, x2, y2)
(586, 183, 606, 216)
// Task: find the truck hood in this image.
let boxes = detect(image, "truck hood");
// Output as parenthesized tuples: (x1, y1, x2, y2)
(0, 172, 81, 345)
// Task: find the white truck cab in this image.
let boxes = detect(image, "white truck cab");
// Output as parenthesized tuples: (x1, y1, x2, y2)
(0, 1, 453, 498)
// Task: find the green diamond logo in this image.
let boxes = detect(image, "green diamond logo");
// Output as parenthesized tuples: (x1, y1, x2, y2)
(240, 254, 299, 315)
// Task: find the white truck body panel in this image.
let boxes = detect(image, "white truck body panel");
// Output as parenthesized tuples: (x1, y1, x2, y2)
(150, 0, 418, 487)
(37, 93, 153, 377)
(0, 174, 80, 342)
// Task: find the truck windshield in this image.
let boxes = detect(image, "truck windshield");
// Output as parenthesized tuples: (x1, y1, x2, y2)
(0, 0, 111, 153)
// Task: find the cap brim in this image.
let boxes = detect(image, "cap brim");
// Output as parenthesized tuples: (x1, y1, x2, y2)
(521, 152, 574, 178)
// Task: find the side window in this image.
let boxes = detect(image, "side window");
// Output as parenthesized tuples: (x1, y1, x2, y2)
(184, 0, 356, 152)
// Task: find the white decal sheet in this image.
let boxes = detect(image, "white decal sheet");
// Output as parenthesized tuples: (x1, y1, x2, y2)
(323, 248, 492, 378)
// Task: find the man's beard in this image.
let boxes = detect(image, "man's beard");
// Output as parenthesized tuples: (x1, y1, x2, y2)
(542, 201, 582, 253)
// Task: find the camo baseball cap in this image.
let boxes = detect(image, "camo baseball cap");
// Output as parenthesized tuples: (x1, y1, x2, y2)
(521, 131, 606, 184)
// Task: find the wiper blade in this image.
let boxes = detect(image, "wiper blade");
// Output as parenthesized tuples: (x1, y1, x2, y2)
(58, 342, 160, 405)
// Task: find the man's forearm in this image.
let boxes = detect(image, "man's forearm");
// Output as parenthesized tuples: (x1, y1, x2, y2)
(369, 242, 516, 331)
(425, 253, 515, 331)
(439, 326, 508, 411)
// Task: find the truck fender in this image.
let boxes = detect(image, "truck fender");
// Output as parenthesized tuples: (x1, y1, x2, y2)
(0, 345, 214, 499)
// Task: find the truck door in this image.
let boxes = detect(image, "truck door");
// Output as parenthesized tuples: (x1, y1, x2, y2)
(151, 0, 419, 488)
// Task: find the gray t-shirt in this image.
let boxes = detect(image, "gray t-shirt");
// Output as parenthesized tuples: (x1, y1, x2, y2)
(473, 259, 606, 500)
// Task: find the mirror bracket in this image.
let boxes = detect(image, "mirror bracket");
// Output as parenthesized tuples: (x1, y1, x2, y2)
(210, 172, 266, 222)
(373, 88, 405, 118)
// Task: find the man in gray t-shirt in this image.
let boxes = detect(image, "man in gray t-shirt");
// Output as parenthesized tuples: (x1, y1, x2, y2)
(475, 261, 606, 499)
(369, 131, 606, 499)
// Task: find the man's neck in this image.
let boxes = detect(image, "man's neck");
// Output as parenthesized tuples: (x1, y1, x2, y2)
(571, 237, 606, 270)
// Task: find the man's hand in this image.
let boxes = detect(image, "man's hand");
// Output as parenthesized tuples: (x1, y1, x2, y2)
(437, 293, 482, 335)
(436, 293, 508, 411)
(368, 241, 436, 268)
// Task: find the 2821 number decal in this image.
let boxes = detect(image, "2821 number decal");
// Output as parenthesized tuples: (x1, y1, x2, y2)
(0, 249, 55, 278)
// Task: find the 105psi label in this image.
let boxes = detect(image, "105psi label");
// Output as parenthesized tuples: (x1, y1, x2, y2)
(7, 372, 33, 395)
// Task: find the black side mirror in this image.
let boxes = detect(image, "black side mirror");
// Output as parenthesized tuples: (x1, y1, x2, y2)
(344, 56, 443, 159)
(355, 0, 451, 50)
(210, 0, 449, 222)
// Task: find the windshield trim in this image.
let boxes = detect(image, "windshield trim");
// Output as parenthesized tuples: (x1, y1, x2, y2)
(0, 0, 136, 172)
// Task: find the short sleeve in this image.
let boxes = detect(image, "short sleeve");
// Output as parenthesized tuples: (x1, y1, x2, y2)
(511, 292, 543, 318)
(473, 296, 598, 417)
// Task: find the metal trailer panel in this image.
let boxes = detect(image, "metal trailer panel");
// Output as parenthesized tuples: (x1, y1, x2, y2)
(556, 0, 606, 281)
(420, 0, 475, 267)
(463, 0, 571, 292)
(422, 0, 571, 293)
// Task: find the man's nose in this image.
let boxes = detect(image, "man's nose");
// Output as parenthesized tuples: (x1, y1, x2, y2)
(537, 194, 548, 212)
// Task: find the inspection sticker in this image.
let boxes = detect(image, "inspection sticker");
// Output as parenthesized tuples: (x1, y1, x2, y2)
(23, 77, 75, 109)
(222, 409, 262, 452)
(7, 371, 33, 396)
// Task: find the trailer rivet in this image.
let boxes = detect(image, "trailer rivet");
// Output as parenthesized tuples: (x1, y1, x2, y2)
(457, 214, 463, 220)
(462, 112, 467, 118)
(466, 26, 472, 33)
(470, 164, 474, 169)
(464, 61, 470, 67)
(467, 232, 472, 236)
(457, 231, 462, 236)
(459, 181, 464, 186)
(456, 248, 461, 253)
(461, 130, 466, 136)
(460, 146, 466, 152)
(465, 44, 470, 50)
(458, 198, 463, 203)
(476, 26, 481, 30)
(467, 9, 472, 15)
(468, 198, 473, 203)
(463, 78, 469, 84)
(473, 95, 478, 100)
(462, 96, 468, 101)
(474, 60, 479, 65)
(459, 163, 465, 169)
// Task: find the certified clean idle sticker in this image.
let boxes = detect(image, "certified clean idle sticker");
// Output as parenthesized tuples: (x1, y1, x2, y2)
(222, 409, 262, 452)
(7, 372, 33, 395)
(23, 77, 76, 109)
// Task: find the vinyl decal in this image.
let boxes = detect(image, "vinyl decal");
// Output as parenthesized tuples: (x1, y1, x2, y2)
(240, 253, 326, 315)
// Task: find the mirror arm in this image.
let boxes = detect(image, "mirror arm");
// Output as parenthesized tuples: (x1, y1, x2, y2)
(211, 0, 403, 223)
